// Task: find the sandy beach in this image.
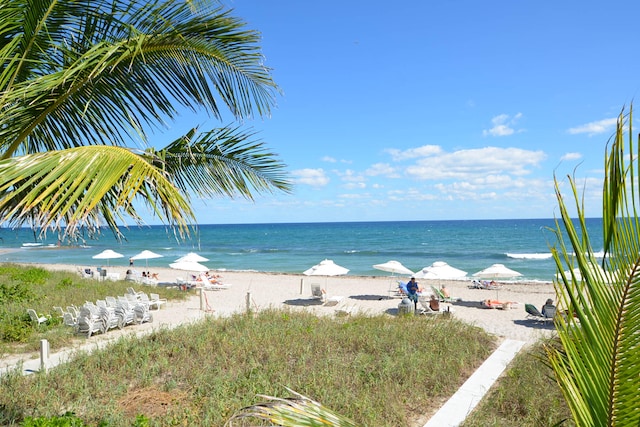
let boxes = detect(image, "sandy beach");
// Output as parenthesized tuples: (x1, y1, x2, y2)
(37, 263, 557, 344)
(1, 262, 559, 373)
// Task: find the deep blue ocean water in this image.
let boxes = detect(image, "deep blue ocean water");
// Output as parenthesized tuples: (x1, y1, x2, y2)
(0, 218, 604, 282)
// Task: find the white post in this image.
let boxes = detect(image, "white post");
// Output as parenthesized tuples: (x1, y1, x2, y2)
(300, 278, 304, 295)
(199, 288, 204, 311)
(246, 292, 252, 313)
(40, 339, 49, 372)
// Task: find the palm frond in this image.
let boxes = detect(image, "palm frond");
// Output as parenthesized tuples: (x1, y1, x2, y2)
(0, 0, 278, 157)
(548, 106, 640, 426)
(226, 388, 358, 427)
(0, 146, 194, 240)
(150, 126, 291, 199)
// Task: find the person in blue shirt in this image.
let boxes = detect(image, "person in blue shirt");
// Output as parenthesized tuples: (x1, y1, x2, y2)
(406, 277, 420, 311)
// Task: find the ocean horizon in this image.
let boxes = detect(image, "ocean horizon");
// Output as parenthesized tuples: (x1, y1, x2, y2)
(0, 218, 604, 283)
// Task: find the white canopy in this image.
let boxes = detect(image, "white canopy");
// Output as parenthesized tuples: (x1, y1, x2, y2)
(131, 250, 163, 261)
(175, 252, 209, 263)
(92, 249, 124, 259)
(472, 263, 522, 279)
(303, 259, 349, 276)
(414, 261, 467, 280)
(373, 260, 414, 276)
(169, 260, 209, 272)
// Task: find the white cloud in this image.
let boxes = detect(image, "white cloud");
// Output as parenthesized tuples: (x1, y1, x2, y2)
(404, 146, 546, 180)
(561, 152, 582, 161)
(365, 162, 398, 177)
(321, 156, 337, 163)
(386, 145, 442, 161)
(567, 118, 617, 135)
(337, 169, 365, 183)
(482, 113, 523, 137)
(291, 168, 330, 187)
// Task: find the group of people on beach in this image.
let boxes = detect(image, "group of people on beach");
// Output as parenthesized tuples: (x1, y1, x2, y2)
(402, 277, 448, 312)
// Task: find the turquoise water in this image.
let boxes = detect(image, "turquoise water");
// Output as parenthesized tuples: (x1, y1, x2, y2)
(0, 218, 604, 282)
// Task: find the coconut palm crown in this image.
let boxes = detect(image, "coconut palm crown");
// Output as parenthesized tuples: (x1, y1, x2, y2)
(549, 107, 640, 426)
(0, 0, 291, 241)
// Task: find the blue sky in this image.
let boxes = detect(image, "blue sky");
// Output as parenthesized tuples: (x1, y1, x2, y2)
(150, 1, 640, 225)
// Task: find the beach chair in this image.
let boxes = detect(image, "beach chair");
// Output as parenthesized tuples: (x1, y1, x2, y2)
(62, 312, 78, 331)
(27, 309, 49, 326)
(149, 293, 167, 310)
(417, 296, 443, 316)
(310, 284, 325, 302)
(389, 280, 408, 299)
(134, 303, 153, 324)
(53, 306, 66, 319)
(525, 304, 554, 323)
(430, 285, 462, 303)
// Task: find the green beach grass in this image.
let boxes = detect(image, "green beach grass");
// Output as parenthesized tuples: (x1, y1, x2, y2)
(0, 264, 572, 426)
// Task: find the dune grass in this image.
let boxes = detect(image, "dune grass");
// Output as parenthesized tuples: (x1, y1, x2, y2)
(0, 264, 573, 426)
(0, 264, 187, 357)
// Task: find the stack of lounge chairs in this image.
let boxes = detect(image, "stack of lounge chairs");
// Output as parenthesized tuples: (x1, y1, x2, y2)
(57, 288, 163, 337)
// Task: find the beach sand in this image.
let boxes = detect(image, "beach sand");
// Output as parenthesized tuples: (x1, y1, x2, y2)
(1, 263, 558, 371)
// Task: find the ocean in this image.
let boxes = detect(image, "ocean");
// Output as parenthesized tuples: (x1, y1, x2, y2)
(0, 218, 604, 283)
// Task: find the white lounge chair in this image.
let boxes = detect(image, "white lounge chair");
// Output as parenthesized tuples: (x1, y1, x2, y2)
(27, 309, 49, 326)
(62, 312, 78, 331)
(418, 297, 444, 316)
(52, 306, 66, 319)
(310, 284, 325, 302)
(149, 293, 167, 310)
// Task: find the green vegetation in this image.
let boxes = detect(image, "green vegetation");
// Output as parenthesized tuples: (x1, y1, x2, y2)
(0, 264, 186, 356)
(546, 108, 640, 426)
(0, 0, 290, 242)
(0, 263, 575, 426)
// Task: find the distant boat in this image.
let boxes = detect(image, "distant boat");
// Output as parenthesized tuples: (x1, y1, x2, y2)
(22, 242, 43, 247)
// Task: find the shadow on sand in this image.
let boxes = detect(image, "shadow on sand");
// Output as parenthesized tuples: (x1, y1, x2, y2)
(513, 319, 556, 330)
(283, 298, 324, 307)
(349, 294, 388, 301)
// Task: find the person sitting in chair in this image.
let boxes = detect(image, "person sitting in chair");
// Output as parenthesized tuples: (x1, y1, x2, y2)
(429, 294, 440, 311)
(542, 298, 556, 317)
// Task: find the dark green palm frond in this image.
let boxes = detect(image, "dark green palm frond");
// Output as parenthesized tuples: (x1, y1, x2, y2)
(0, 145, 194, 240)
(0, 0, 278, 157)
(149, 126, 291, 199)
(226, 389, 358, 427)
(547, 107, 640, 427)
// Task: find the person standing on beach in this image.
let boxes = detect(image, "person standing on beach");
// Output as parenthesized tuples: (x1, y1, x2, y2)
(129, 258, 134, 267)
(406, 277, 420, 311)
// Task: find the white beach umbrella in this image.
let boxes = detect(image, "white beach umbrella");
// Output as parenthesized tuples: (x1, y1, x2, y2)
(131, 250, 163, 268)
(175, 252, 209, 263)
(414, 261, 467, 280)
(303, 259, 349, 276)
(373, 260, 414, 276)
(92, 249, 124, 266)
(169, 260, 210, 273)
(303, 259, 349, 293)
(472, 263, 522, 279)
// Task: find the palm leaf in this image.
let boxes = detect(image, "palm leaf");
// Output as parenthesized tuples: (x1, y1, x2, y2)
(0, 146, 194, 240)
(0, 0, 278, 157)
(547, 106, 640, 426)
(226, 388, 358, 427)
(152, 126, 291, 199)
(0, 0, 290, 239)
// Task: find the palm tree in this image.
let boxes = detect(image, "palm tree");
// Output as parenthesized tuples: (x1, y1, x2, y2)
(0, 0, 290, 241)
(548, 107, 640, 426)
